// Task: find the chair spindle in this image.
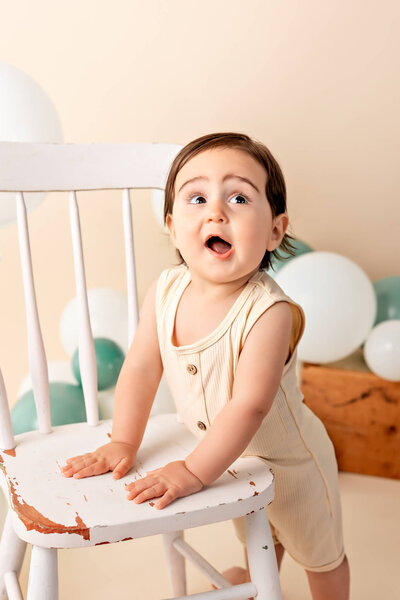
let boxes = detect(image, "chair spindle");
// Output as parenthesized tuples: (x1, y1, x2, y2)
(69, 192, 98, 427)
(122, 189, 139, 347)
(0, 369, 15, 450)
(16, 192, 51, 434)
(4, 570, 23, 600)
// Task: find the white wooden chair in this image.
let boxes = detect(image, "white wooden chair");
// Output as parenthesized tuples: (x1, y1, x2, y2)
(0, 142, 282, 600)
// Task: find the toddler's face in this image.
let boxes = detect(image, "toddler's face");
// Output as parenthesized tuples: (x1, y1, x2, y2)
(166, 147, 288, 284)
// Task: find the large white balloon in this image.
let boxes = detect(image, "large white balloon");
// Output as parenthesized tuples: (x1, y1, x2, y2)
(0, 63, 63, 227)
(363, 320, 400, 381)
(275, 252, 376, 363)
(151, 374, 176, 416)
(97, 387, 115, 420)
(98, 374, 176, 420)
(59, 288, 129, 356)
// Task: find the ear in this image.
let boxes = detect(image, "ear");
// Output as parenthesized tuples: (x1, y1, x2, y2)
(165, 213, 177, 247)
(267, 213, 289, 251)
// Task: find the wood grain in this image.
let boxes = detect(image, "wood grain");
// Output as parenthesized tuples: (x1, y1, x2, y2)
(301, 364, 400, 479)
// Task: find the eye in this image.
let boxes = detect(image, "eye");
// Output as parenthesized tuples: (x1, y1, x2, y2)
(229, 194, 248, 204)
(188, 194, 206, 204)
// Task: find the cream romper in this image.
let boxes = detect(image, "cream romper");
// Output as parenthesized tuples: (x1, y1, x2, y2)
(156, 265, 345, 572)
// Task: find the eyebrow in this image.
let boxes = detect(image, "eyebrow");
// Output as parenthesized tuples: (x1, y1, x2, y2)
(177, 174, 260, 194)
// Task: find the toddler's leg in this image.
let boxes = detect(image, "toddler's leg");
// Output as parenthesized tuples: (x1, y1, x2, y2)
(272, 543, 285, 571)
(306, 554, 350, 600)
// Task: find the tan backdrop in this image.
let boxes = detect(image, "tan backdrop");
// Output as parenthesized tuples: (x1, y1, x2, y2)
(0, 0, 399, 402)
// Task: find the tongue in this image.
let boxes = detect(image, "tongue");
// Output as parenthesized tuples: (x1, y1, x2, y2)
(210, 238, 231, 254)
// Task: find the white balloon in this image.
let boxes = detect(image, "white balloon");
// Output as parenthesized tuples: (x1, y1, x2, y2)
(59, 288, 129, 357)
(275, 251, 376, 363)
(18, 360, 76, 397)
(0, 62, 63, 227)
(97, 374, 176, 421)
(97, 387, 115, 420)
(363, 320, 400, 381)
(150, 374, 176, 416)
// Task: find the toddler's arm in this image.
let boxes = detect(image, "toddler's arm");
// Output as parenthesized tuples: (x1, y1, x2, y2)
(61, 279, 163, 480)
(127, 301, 292, 508)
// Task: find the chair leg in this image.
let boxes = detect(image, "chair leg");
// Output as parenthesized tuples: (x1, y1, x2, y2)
(163, 531, 187, 596)
(0, 511, 27, 600)
(245, 509, 282, 600)
(27, 546, 58, 600)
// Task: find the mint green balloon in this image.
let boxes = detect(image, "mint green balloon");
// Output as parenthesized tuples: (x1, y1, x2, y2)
(11, 382, 87, 434)
(72, 337, 125, 391)
(267, 239, 313, 277)
(373, 276, 400, 325)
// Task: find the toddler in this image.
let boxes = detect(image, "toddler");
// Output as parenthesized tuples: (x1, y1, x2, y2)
(62, 132, 350, 599)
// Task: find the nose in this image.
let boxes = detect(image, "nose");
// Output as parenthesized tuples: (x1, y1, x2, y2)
(206, 198, 227, 223)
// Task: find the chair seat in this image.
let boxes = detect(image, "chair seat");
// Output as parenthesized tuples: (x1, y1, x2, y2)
(0, 413, 274, 549)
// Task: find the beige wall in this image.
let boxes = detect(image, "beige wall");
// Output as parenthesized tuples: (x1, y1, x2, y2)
(0, 0, 399, 402)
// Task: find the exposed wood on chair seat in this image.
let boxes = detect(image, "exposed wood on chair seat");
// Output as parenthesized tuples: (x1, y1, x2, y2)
(0, 455, 90, 539)
(0, 415, 274, 549)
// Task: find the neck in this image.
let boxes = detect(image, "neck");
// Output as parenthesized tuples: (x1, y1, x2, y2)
(186, 267, 260, 302)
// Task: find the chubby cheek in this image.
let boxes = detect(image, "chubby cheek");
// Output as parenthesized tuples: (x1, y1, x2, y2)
(172, 223, 194, 253)
(240, 219, 270, 263)
(170, 227, 200, 265)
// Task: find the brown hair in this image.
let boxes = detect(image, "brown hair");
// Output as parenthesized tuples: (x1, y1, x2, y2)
(164, 132, 295, 271)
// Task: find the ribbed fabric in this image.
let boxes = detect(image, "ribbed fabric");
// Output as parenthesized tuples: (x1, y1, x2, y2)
(156, 265, 345, 572)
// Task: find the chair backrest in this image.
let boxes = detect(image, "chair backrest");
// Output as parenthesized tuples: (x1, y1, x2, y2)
(0, 142, 181, 446)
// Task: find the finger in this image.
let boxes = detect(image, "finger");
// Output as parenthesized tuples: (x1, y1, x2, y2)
(65, 452, 93, 465)
(125, 476, 155, 497)
(61, 460, 82, 472)
(145, 468, 160, 476)
(155, 489, 178, 510)
(61, 457, 98, 477)
(64, 455, 97, 469)
(130, 484, 165, 504)
(64, 457, 82, 465)
(113, 457, 131, 479)
(124, 478, 145, 491)
(62, 459, 86, 471)
(126, 477, 160, 500)
(73, 461, 109, 479)
(61, 468, 75, 478)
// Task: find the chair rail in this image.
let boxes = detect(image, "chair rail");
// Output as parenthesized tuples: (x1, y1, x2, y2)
(0, 142, 181, 191)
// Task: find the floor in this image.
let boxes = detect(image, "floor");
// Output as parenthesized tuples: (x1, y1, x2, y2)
(4, 471, 399, 599)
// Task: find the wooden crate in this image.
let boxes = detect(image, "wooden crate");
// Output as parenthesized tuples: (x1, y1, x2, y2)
(301, 355, 400, 479)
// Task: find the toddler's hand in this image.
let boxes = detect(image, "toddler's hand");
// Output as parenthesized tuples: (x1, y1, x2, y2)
(61, 442, 136, 480)
(125, 460, 203, 510)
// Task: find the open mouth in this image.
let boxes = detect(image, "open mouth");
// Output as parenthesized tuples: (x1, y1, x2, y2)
(205, 235, 232, 256)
